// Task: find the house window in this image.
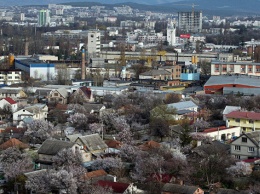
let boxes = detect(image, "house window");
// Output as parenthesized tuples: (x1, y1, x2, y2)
(232, 132, 235, 137)
(54, 93, 58, 96)
(235, 118, 240, 122)
(248, 147, 254, 152)
(242, 137, 247, 143)
(235, 155, 240, 159)
(234, 145, 241, 151)
(249, 120, 254, 124)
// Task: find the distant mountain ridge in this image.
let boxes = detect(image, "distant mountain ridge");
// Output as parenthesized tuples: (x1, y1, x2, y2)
(1, 0, 260, 16)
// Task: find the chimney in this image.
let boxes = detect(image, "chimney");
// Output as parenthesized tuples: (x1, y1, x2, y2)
(81, 46, 86, 80)
(25, 40, 29, 56)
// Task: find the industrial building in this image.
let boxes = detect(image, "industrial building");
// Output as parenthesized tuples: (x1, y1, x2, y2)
(204, 75, 260, 94)
(15, 58, 55, 81)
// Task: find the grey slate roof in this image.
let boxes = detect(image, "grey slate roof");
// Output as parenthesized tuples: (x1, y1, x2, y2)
(83, 103, 104, 112)
(162, 183, 201, 194)
(57, 88, 68, 98)
(140, 69, 171, 76)
(223, 106, 241, 115)
(76, 133, 108, 152)
(243, 131, 260, 147)
(66, 134, 82, 142)
(0, 89, 20, 94)
(38, 139, 76, 155)
(167, 101, 198, 111)
(204, 75, 260, 87)
(25, 104, 47, 114)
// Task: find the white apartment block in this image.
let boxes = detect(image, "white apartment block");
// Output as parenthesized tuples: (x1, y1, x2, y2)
(211, 61, 260, 76)
(0, 69, 22, 85)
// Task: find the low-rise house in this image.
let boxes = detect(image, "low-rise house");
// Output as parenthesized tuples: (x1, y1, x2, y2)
(70, 86, 94, 103)
(97, 180, 142, 194)
(47, 88, 68, 104)
(37, 139, 88, 169)
(230, 131, 260, 160)
(84, 169, 108, 183)
(0, 138, 29, 150)
(139, 140, 160, 151)
(222, 106, 241, 121)
(167, 101, 199, 120)
(83, 103, 106, 114)
(13, 104, 48, 124)
(167, 101, 198, 112)
(226, 111, 260, 132)
(74, 134, 108, 161)
(0, 127, 27, 141)
(139, 69, 172, 80)
(161, 183, 204, 194)
(0, 88, 27, 99)
(0, 97, 18, 113)
(202, 126, 241, 141)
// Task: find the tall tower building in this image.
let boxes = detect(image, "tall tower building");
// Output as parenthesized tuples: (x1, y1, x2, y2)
(38, 10, 50, 27)
(87, 29, 101, 58)
(178, 11, 202, 33)
(167, 20, 176, 46)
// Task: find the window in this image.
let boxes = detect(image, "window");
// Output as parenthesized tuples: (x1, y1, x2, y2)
(249, 120, 254, 124)
(242, 137, 247, 143)
(248, 68, 252, 72)
(54, 93, 58, 97)
(235, 118, 240, 122)
(235, 155, 240, 159)
(232, 132, 235, 137)
(248, 147, 254, 152)
(234, 145, 241, 151)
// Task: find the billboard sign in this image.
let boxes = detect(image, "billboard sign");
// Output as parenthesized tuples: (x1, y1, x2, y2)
(180, 34, 191, 39)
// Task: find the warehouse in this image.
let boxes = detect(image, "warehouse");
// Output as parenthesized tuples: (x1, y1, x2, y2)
(204, 75, 260, 94)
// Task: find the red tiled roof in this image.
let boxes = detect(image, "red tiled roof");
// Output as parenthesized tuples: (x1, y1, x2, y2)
(139, 140, 160, 151)
(79, 86, 92, 98)
(105, 139, 122, 149)
(242, 158, 260, 163)
(85, 169, 107, 179)
(226, 111, 260, 120)
(0, 138, 29, 150)
(4, 127, 26, 134)
(4, 97, 16, 104)
(203, 126, 227, 133)
(97, 180, 129, 193)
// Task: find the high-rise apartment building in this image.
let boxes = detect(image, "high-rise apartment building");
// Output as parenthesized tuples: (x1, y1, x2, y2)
(87, 30, 101, 58)
(178, 11, 202, 33)
(38, 10, 50, 27)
